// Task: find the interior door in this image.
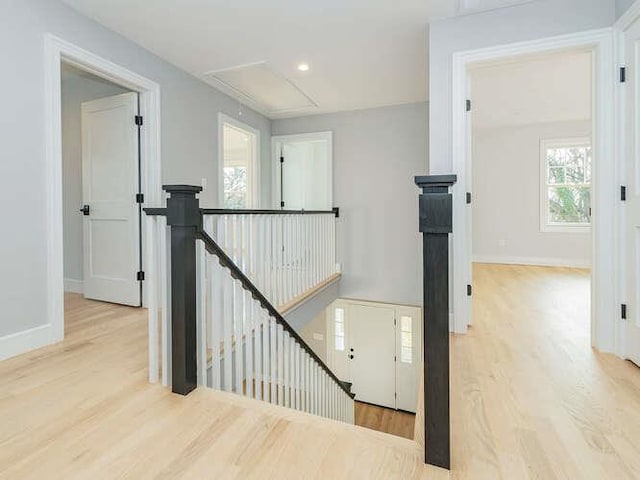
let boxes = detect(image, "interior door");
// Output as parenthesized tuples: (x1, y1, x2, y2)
(625, 17, 640, 366)
(275, 133, 332, 210)
(349, 303, 396, 408)
(81, 92, 141, 306)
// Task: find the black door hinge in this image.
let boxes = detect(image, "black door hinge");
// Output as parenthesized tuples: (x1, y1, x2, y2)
(621, 185, 627, 202)
(467, 284, 473, 296)
(280, 156, 284, 163)
(466, 99, 472, 112)
(135, 115, 143, 126)
(620, 66, 627, 84)
(280, 201, 285, 208)
(622, 304, 627, 320)
(137, 271, 145, 281)
(466, 192, 472, 204)
(135, 193, 144, 204)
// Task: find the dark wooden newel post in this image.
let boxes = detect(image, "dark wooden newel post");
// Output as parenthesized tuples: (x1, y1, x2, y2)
(415, 174, 457, 470)
(164, 184, 203, 396)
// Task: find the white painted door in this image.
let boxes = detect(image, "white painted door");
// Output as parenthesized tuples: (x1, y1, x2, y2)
(624, 17, 640, 366)
(273, 133, 332, 210)
(395, 306, 421, 413)
(349, 303, 396, 408)
(81, 92, 141, 306)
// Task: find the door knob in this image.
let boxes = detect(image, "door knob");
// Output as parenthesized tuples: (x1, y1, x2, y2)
(80, 205, 90, 216)
(349, 354, 354, 360)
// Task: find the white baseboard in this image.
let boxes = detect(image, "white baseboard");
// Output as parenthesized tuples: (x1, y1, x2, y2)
(0, 324, 54, 361)
(473, 254, 591, 268)
(64, 278, 83, 293)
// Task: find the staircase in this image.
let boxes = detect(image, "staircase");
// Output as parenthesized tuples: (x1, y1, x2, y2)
(144, 185, 354, 424)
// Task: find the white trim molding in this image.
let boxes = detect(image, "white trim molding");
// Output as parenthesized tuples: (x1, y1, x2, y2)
(0, 325, 54, 362)
(473, 255, 591, 269)
(451, 28, 618, 355)
(40, 34, 161, 360)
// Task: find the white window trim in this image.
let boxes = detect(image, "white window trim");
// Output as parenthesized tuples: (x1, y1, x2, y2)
(218, 113, 260, 208)
(539, 136, 592, 234)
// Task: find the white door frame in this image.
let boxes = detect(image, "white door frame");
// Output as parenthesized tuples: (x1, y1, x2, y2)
(616, 2, 640, 360)
(451, 28, 619, 354)
(271, 131, 333, 209)
(44, 34, 162, 344)
(217, 112, 261, 208)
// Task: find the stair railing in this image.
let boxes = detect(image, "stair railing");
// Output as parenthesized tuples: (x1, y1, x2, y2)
(201, 208, 340, 309)
(144, 185, 354, 424)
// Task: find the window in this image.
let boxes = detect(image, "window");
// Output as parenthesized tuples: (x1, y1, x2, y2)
(220, 114, 259, 209)
(400, 315, 413, 364)
(541, 138, 592, 232)
(334, 307, 345, 351)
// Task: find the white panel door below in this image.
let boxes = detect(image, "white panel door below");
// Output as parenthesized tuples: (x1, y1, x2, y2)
(81, 92, 140, 306)
(349, 303, 396, 408)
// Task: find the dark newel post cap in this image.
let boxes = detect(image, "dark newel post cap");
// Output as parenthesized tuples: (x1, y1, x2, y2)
(163, 184, 203, 195)
(414, 175, 457, 192)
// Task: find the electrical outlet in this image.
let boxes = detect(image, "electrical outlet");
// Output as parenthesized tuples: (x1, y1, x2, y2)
(201, 177, 208, 189)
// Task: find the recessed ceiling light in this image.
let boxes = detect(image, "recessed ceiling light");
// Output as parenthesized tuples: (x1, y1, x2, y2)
(297, 63, 310, 72)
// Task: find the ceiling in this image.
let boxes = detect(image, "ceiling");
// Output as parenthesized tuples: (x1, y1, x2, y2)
(62, 0, 537, 119)
(470, 50, 592, 129)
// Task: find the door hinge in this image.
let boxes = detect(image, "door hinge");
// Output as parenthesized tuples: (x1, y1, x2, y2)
(134, 115, 143, 126)
(135, 193, 144, 204)
(622, 304, 627, 320)
(621, 185, 627, 202)
(467, 284, 473, 296)
(620, 66, 627, 84)
(466, 192, 472, 205)
(394, 355, 397, 362)
(465, 99, 472, 112)
(137, 271, 145, 281)
(280, 201, 285, 208)
(280, 156, 284, 164)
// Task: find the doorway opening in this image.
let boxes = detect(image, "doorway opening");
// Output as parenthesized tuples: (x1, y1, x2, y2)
(218, 113, 260, 209)
(61, 63, 143, 309)
(45, 35, 161, 346)
(272, 132, 332, 210)
(300, 298, 421, 439)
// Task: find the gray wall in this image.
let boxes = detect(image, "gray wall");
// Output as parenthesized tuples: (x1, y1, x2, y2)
(472, 121, 591, 266)
(428, 0, 615, 174)
(617, 0, 635, 18)
(300, 310, 329, 365)
(61, 69, 130, 284)
(0, 0, 271, 340)
(273, 102, 428, 306)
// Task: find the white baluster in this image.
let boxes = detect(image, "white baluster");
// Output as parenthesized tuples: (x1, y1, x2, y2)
(254, 305, 262, 401)
(294, 343, 300, 411)
(160, 216, 171, 387)
(234, 281, 244, 395)
(210, 259, 222, 390)
(269, 317, 277, 403)
(276, 323, 284, 406)
(223, 271, 233, 392)
(196, 239, 207, 386)
(283, 331, 290, 407)
(245, 291, 254, 399)
(262, 312, 270, 402)
(147, 216, 158, 383)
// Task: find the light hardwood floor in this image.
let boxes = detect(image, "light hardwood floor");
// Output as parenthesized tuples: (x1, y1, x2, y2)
(354, 402, 416, 439)
(1, 265, 640, 479)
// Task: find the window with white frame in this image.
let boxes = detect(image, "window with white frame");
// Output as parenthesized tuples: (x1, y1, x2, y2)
(221, 115, 259, 209)
(540, 138, 592, 232)
(334, 307, 345, 351)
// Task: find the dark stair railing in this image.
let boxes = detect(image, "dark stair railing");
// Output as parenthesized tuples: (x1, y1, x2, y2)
(144, 185, 354, 408)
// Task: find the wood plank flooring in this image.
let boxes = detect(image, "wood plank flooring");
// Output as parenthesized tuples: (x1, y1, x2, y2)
(1, 265, 639, 479)
(354, 402, 416, 439)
